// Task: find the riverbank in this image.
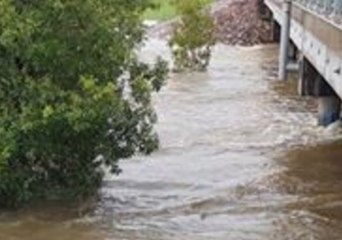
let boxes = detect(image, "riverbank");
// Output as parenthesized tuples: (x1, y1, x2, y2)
(148, 0, 272, 46)
(213, 0, 272, 45)
(144, 0, 213, 21)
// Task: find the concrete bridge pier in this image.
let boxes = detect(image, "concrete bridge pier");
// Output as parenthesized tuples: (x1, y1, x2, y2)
(288, 40, 298, 61)
(315, 77, 341, 126)
(298, 58, 341, 126)
(298, 57, 315, 96)
(278, 0, 292, 80)
(318, 95, 341, 126)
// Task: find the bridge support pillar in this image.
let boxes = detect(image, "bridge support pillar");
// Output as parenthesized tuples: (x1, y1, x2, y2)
(315, 76, 341, 126)
(271, 20, 281, 42)
(288, 40, 298, 61)
(298, 57, 315, 96)
(298, 57, 341, 126)
(318, 96, 341, 126)
(278, 0, 292, 80)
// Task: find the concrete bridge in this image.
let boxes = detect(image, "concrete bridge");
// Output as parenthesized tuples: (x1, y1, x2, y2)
(263, 0, 342, 126)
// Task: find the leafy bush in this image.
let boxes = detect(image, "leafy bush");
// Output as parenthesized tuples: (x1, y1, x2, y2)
(0, 0, 168, 207)
(169, 0, 215, 72)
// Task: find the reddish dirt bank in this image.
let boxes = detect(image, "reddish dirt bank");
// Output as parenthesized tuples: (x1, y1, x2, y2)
(213, 0, 272, 45)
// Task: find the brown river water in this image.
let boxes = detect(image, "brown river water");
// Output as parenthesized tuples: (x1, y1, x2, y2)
(2, 39, 342, 240)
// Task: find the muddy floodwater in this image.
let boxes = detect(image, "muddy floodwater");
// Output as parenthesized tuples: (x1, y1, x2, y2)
(2, 39, 342, 240)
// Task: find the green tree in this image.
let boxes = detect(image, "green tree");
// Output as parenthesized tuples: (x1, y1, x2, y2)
(169, 0, 215, 72)
(0, 0, 168, 207)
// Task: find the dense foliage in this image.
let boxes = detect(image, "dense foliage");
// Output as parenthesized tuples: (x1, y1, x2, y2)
(0, 0, 168, 207)
(169, 0, 215, 72)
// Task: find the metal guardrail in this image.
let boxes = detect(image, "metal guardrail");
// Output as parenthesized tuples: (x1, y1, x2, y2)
(295, 0, 342, 22)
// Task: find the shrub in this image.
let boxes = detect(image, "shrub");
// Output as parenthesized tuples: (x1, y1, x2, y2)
(0, 0, 168, 207)
(169, 0, 215, 72)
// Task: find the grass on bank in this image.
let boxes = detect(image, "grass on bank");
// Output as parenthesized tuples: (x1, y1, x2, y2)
(144, 0, 213, 21)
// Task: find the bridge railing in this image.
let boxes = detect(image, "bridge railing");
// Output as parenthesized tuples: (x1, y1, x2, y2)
(294, 0, 342, 23)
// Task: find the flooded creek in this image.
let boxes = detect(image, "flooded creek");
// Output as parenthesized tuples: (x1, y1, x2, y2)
(1, 40, 342, 240)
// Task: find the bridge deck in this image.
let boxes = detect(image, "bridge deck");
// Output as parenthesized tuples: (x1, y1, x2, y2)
(265, 0, 342, 98)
